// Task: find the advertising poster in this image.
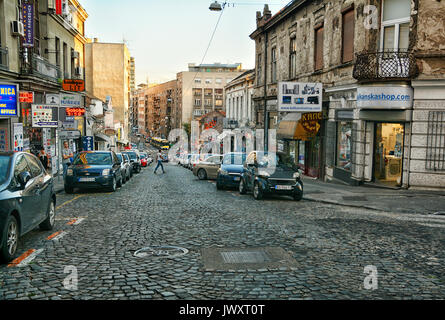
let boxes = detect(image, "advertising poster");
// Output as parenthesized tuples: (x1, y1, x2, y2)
(22, 3, 34, 47)
(278, 82, 322, 112)
(32, 105, 58, 128)
(46, 94, 61, 106)
(0, 84, 19, 116)
(13, 123, 23, 152)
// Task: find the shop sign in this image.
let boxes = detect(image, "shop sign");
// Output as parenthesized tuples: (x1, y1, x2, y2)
(13, 123, 23, 152)
(19, 91, 34, 103)
(59, 130, 81, 139)
(66, 107, 85, 117)
(62, 80, 85, 92)
(278, 82, 322, 112)
(46, 94, 61, 106)
(22, 3, 34, 48)
(60, 94, 82, 107)
(32, 105, 58, 128)
(357, 86, 413, 109)
(0, 84, 19, 116)
(83, 136, 94, 151)
(300, 112, 322, 134)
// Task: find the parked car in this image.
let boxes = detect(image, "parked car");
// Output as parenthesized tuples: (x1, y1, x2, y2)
(216, 152, 247, 190)
(193, 155, 223, 180)
(64, 151, 124, 193)
(139, 152, 149, 167)
(122, 153, 133, 179)
(0, 152, 56, 262)
(183, 154, 192, 168)
(123, 151, 141, 173)
(239, 151, 303, 201)
(116, 152, 131, 182)
(188, 154, 201, 170)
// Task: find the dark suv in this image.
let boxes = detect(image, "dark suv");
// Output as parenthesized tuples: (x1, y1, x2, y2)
(239, 151, 303, 201)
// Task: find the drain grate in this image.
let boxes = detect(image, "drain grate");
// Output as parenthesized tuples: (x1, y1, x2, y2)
(221, 250, 272, 264)
(134, 246, 188, 259)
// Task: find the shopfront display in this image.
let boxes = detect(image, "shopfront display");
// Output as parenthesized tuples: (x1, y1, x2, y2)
(336, 121, 352, 171)
(374, 123, 404, 187)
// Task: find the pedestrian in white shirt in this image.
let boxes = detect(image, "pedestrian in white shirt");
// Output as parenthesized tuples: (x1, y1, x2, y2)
(154, 149, 165, 174)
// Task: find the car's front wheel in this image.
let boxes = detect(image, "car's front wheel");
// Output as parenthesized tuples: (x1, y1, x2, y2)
(0, 215, 19, 263)
(239, 178, 247, 194)
(40, 200, 56, 230)
(253, 181, 263, 200)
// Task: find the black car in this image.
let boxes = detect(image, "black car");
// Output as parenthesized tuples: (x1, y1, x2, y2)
(64, 151, 124, 193)
(123, 151, 141, 173)
(0, 152, 56, 263)
(239, 151, 303, 201)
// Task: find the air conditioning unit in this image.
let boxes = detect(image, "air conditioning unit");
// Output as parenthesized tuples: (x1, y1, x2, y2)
(11, 21, 24, 37)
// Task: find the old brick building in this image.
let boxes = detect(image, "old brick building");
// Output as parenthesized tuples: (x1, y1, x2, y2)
(250, 0, 444, 189)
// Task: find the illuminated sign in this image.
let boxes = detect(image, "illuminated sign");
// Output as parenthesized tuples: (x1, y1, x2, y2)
(62, 79, 85, 92)
(0, 84, 19, 116)
(19, 91, 34, 103)
(66, 108, 85, 117)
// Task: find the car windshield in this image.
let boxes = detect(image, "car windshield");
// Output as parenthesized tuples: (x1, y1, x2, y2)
(126, 152, 138, 160)
(223, 154, 246, 165)
(256, 152, 296, 169)
(116, 154, 123, 162)
(0, 156, 11, 185)
(140, 154, 146, 159)
(73, 153, 112, 165)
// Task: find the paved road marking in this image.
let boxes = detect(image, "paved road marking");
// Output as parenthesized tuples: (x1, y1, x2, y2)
(56, 195, 84, 210)
(47, 231, 62, 240)
(67, 218, 85, 226)
(46, 231, 68, 241)
(7, 249, 43, 268)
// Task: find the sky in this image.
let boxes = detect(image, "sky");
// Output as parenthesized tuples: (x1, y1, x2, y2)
(82, 0, 291, 85)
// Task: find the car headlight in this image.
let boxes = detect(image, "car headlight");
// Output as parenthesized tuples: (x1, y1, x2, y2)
(67, 169, 73, 176)
(102, 169, 111, 176)
(293, 171, 300, 179)
(219, 168, 228, 175)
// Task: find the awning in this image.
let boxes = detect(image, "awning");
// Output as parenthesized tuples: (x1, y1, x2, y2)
(277, 112, 321, 140)
(94, 133, 110, 142)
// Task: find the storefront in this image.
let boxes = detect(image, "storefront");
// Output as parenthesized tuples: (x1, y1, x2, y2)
(0, 84, 20, 152)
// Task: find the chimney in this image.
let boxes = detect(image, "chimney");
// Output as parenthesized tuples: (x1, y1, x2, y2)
(256, 11, 262, 27)
(263, 4, 272, 21)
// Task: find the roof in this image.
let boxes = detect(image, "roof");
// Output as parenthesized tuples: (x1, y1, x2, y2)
(226, 69, 255, 86)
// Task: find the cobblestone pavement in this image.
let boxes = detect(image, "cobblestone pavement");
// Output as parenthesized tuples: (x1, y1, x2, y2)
(0, 159, 444, 300)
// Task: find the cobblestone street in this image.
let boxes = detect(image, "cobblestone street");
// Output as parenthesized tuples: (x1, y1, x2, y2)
(0, 161, 444, 300)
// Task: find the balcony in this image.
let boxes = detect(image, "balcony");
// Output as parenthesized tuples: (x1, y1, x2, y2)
(353, 50, 418, 81)
(21, 53, 61, 83)
(0, 47, 9, 71)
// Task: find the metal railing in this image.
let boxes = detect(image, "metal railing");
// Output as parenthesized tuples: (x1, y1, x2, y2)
(0, 47, 8, 70)
(426, 111, 445, 171)
(21, 53, 61, 82)
(353, 50, 418, 81)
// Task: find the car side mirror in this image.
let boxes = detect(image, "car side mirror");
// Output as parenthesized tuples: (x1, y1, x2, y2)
(18, 171, 32, 189)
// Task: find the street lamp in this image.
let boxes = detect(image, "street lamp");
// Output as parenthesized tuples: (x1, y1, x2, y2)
(209, 1, 224, 11)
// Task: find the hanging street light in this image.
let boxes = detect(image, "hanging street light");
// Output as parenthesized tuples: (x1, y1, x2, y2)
(209, 1, 225, 11)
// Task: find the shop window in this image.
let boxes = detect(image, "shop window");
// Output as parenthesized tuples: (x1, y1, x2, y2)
(336, 121, 352, 171)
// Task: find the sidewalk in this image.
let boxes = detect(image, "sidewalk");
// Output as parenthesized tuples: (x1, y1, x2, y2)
(302, 177, 445, 215)
(53, 174, 65, 194)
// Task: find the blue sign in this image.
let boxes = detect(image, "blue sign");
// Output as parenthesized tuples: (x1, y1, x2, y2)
(83, 136, 94, 151)
(22, 3, 34, 48)
(0, 84, 18, 116)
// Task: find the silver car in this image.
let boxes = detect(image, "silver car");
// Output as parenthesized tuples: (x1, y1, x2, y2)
(117, 153, 132, 182)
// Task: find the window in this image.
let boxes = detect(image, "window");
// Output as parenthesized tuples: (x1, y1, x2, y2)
(314, 25, 324, 71)
(25, 155, 43, 178)
(14, 155, 31, 181)
(194, 78, 201, 83)
(33, 1, 41, 56)
(381, 0, 410, 51)
(55, 37, 60, 66)
(205, 78, 212, 84)
(257, 54, 262, 84)
(63, 42, 68, 77)
(271, 47, 277, 82)
(194, 99, 201, 107)
(289, 37, 297, 78)
(342, 8, 355, 63)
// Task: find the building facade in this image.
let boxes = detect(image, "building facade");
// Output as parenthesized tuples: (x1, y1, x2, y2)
(0, 0, 88, 176)
(176, 63, 244, 128)
(85, 38, 132, 143)
(250, 0, 444, 189)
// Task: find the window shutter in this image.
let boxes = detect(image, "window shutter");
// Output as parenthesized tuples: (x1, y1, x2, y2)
(315, 27, 324, 70)
(342, 9, 354, 63)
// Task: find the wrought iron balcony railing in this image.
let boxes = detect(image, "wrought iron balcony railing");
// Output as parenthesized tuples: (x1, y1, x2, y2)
(353, 50, 418, 81)
(0, 47, 9, 71)
(21, 53, 61, 83)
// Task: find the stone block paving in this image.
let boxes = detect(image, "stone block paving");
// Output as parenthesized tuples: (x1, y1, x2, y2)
(0, 162, 444, 300)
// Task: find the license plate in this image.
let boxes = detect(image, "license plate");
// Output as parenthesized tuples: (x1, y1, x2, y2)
(275, 185, 292, 190)
(79, 177, 95, 182)
(233, 177, 240, 181)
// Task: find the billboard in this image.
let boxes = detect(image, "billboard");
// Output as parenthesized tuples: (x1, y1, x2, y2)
(278, 82, 322, 112)
(0, 84, 19, 116)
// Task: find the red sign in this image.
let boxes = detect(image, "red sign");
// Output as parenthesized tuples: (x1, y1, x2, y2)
(19, 91, 34, 103)
(66, 108, 85, 117)
(62, 79, 85, 92)
(55, 0, 62, 15)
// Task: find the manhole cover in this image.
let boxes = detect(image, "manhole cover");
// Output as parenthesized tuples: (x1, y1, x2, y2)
(221, 251, 272, 264)
(134, 246, 188, 259)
